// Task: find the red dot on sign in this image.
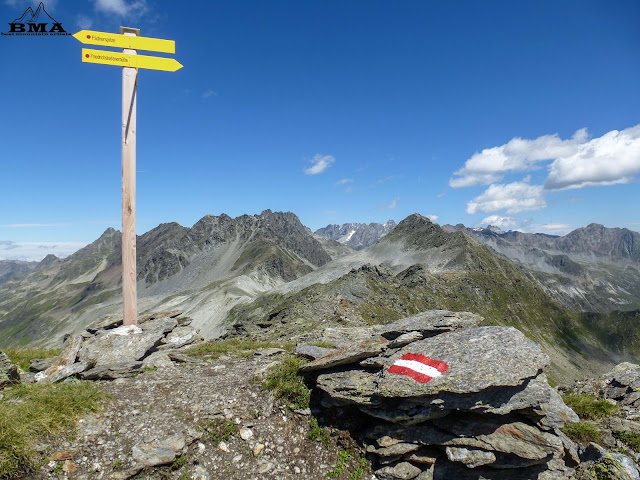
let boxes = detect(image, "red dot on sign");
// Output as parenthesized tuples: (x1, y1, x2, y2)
(87, 35, 91, 39)
(85, 54, 89, 58)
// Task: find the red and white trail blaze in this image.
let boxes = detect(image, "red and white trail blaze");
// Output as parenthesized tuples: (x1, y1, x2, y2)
(388, 353, 449, 384)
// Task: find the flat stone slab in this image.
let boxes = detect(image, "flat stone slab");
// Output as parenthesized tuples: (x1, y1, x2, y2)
(377, 326, 548, 398)
(295, 345, 337, 360)
(367, 415, 563, 461)
(80, 361, 144, 380)
(374, 310, 483, 340)
(36, 361, 92, 384)
(299, 336, 389, 372)
(131, 433, 186, 466)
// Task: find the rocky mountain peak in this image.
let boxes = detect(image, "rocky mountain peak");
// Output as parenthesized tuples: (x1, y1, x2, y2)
(40, 253, 59, 265)
(560, 223, 640, 261)
(381, 213, 466, 251)
(486, 225, 504, 234)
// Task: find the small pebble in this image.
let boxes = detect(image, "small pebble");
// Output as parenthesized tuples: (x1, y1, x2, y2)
(239, 427, 253, 441)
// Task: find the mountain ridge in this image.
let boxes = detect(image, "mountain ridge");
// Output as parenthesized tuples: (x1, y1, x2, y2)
(2, 212, 640, 382)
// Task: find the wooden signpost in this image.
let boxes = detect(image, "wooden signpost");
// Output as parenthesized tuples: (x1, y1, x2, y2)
(74, 27, 182, 326)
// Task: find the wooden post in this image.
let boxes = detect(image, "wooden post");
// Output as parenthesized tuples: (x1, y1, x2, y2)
(121, 27, 139, 326)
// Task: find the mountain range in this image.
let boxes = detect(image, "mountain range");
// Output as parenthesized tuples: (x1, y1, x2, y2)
(314, 220, 396, 250)
(0, 260, 37, 286)
(1, 211, 639, 382)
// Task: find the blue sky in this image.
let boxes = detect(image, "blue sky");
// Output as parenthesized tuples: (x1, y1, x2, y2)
(1, 0, 639, 260)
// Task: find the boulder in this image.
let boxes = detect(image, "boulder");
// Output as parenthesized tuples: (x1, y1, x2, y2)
(604, 362, 640, 405)
(157, 325, 201, 350)
(376, 326, 548, 398)
(29, 356, 55, 372)
(375, 461, 422, 480)
(78, 319, 176, 367)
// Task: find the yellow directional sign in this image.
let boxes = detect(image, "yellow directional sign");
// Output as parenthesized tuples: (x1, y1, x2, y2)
(73, 30, 175, 54)
(82, 48, 183, 72)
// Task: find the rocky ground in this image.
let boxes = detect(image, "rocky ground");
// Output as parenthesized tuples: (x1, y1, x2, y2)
(24, 352, 369, 480)
(5, 308, 640, 480)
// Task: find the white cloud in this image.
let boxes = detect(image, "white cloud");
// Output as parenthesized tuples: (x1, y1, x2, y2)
(378, 197, 399, 210)
(0, 223, 71, 227)
(545, 125, 640, 190)
(334, 178, 353, 186)
(304, 154, 335, 175)
(202, 89, 217, 99)
(451, 125, 640, 193)
(75, 13, 93, 29)
(94, 0, 147, 17)
(534, 224, 573, 235)
(374, 174, 403, 186)
(450, 128, 588, 188)
(0, 241, 87, 261)
(426, 214, 439, 222)
(467, 177, 546, 215)
(480, 215, 518, 229)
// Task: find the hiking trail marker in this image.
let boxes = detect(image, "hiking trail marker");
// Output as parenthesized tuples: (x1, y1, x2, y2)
(388, 353, 449, 384)
(74, 27, 183, 326)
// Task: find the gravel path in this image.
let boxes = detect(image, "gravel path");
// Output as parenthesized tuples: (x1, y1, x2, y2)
(29, 352, 368, 480)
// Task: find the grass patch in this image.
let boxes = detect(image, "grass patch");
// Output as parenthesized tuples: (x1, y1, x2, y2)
(184, 338, 293, 359)
(327, 449, 351, 478)
(561, 422, 602, 444)
(562, 394, 618, 420)
(261, 356, 310, 410)
(171, 454, 187, 470)
(349, 456, 368, 480)
(201, 420, 236, 443)
(308, 417, 331, 448)
(0, 381, 105, 479)
(613, 431, 640, 452)
(4, 348, 61, 371)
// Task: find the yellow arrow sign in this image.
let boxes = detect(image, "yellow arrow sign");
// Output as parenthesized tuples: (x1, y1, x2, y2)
(73, 30, 175, 54)
(82, 48, 183, 72)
